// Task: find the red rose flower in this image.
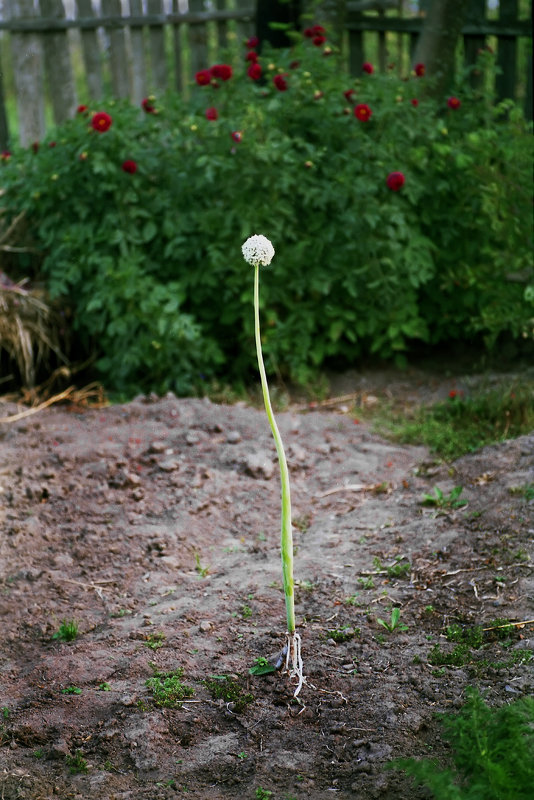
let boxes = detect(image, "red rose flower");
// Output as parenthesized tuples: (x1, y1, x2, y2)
(411, 98, 419, 107)
(211, 64, 233, 81)
(354, 103, 372, 121)
(245, 51, 258, 62)
(447, 96, 461, 109)
(362, 62, 374, 74)
(248, 63, 262, 81)
(31, 142, 39, 154)
(343, 88, 355, 101)
(142, 97, 156, 113)
(91, 111, 112, 132)
(205, 107, 218, 120)
(77, 104, 88, 114)
(313, 35, 326, 46)
(273, 74, 288, 91)
(246, 36, 259, 49)
(304, 24, 326, 39)
(414, 63, 425, 77)
(195, 69, 211, 86)
(386, 171, 405, 191)
(1, 150, 11, 161)
(448, 389, 458, 399)
(122, 160, 137, 174)
(231, 131, 242, 142)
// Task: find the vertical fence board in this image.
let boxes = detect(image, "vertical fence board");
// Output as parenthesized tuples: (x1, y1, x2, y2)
(464, 0, 486, 89)
(496, 0, 518, 102)
(215, 0, 229, 53)
(39, 0, 78, 124)
(0, 39, 10, 150)
(101, 0, 130, 99)
(147, 0, 168, 92)
(172, 0, 183, 93)
(377, 7, 386, 72)
(10, 0, 46, 147)
(348, 9, 364, 76)
(129, 0, 147, 105)
(188, 0, 209, 76)
(235, 0, 254, 47)
(76, 0, 104, 101)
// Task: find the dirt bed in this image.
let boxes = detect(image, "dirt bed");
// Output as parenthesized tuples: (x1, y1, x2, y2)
(0, 365, 532, 800)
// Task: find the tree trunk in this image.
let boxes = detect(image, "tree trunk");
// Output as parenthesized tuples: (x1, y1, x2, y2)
(412, 0, 468, 97)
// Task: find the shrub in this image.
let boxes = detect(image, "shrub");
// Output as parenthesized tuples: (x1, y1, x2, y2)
(0, 37, 532, 395)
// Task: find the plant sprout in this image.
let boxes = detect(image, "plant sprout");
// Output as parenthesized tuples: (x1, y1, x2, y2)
(242, 234, 305, 697)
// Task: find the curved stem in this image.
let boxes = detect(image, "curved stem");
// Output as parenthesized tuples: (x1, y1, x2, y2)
(254, 264, 295, 635)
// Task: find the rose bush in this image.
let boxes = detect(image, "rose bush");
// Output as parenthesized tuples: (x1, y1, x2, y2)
(0, 33, 531, 395)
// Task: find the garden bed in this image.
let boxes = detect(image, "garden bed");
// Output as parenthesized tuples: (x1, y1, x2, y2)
(0, 364, 532, 800)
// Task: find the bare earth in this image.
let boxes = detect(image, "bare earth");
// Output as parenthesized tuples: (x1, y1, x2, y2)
(0, 365, 533, 800)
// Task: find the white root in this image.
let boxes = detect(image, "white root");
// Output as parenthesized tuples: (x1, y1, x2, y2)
(284, 631, 306, 698)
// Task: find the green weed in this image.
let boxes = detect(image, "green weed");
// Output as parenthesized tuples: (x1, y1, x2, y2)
(373, 382, 534, 460)
(422, 486, 468, 509)
(61, 686, 82, 695)
(377, 607, 408, 633)
(143, 632, 166, 650)
(325, 626, 359, 643)
(255, 789, 273, 800)
(145, 668, 194, 708)
(205, 675, 254, 713)
(194, 552, 210, 578)
(509, 482, 534, 501)
(249, 657, 277, 676)
(52, 619, 79, 642)
(65, 750, 88, 774)
(389, 689, 534, 799)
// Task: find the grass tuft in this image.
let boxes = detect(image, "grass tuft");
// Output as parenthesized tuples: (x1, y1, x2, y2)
(370, 380, 534, 460)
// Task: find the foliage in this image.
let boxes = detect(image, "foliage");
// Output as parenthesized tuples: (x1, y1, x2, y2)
(376, 607, 408, 633)
(372, 380, 534, 460)
(52, 619, 79, 642)
(389, 689, 534, 799)
(204, 675, 254, 712)
(65, 749, 89, 774)
(0, 38, 532, 396)
(145, 668, 194, 708)
(422, 485, 467, 509)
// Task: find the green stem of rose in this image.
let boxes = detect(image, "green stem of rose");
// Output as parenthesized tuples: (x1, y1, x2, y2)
(253, 263, 295, 636)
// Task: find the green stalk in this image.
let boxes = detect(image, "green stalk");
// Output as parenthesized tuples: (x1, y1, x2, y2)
(253, 264, 295, 635)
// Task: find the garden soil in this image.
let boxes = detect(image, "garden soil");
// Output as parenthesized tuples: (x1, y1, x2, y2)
(0, 364, 533, 800)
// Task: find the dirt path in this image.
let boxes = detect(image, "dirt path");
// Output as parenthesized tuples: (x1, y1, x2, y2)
(0, 367, 532, 800)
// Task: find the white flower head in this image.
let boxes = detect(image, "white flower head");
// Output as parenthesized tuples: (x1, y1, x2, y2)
(242, 234, 275, 267)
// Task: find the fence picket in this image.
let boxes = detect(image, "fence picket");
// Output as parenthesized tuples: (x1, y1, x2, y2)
(40, 0, 78, 124)
(171, 0, 183, 93)
(188, 0, 209, 77)
(147, 0, 168, 93)
(76, 0, 104, 102)
(10, 0, 46, 147)
(497, 0, 518, 103)
(129, 0, 147, 106)
(101, 0, 130, 99)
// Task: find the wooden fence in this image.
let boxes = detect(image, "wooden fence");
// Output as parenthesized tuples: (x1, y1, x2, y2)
(0, 0, 531, 149)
